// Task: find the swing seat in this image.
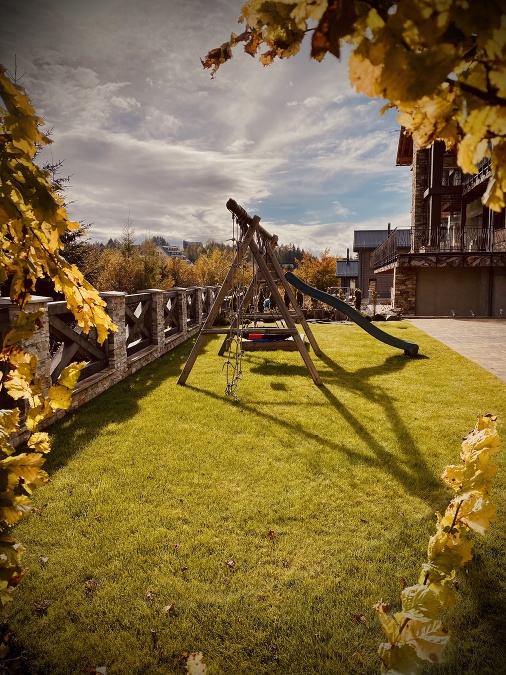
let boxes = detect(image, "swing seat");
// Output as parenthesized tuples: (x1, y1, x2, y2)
(242, 333, 308, 351)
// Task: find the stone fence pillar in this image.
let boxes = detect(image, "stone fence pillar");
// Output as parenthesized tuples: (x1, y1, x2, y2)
(171, 288, 188, 336)
(100, 292, 127, 375)
(146, 289, 165, 349)
(0, 296, 52, 394)
(194, 288, 203, 326)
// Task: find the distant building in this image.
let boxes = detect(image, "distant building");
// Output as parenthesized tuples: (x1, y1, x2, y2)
(335, 250, 359, 291)
(158, 245, 191, 263)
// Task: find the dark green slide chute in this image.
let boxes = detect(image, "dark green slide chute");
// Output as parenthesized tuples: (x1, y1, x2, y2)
(285, 272, 419, 357)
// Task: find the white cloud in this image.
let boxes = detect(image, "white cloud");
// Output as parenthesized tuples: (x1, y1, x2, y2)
(0, 0, 411, 255)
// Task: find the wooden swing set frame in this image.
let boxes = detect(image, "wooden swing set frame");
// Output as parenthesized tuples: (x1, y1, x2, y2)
(177, 198, 323, 386)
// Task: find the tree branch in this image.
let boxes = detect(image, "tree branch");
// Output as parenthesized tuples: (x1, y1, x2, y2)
(448, 79, 506, 107)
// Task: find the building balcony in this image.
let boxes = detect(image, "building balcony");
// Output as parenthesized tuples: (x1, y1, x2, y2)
(411, 225, 497, 253)
(372, 225, 504, 270)
(371, 228, 411, 269)
(462, 157, 491, 198)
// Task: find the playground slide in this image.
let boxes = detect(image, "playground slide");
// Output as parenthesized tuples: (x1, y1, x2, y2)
(285, 272, 419, 357)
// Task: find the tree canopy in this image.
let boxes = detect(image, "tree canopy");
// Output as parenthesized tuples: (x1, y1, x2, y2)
(203, 0, 506, 210)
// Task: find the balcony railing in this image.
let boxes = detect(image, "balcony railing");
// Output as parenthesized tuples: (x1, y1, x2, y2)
(462, 157, 491, 195)
(412, 225, 495, 253)
(371, 228, 411, 268)
(372, 225, 498, 268)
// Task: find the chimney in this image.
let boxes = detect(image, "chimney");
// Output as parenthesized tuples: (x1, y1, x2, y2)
(346, 248, 349, 263)
(387, 222, 391, 234)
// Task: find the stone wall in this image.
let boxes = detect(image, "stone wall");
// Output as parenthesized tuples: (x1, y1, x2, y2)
(1, 286, 219, 445)
(391, 267, 417, 315)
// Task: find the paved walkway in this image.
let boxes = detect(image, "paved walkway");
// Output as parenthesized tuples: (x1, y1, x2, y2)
(407, 318, 506, 383)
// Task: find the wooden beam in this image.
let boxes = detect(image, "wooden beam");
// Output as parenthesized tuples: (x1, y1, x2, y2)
(264, 243, 322, 356)
(177, 217, 260, 385)
(249, 237, 322, 385)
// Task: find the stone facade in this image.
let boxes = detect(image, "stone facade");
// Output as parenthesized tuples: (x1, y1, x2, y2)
(392, 267, 417, 315)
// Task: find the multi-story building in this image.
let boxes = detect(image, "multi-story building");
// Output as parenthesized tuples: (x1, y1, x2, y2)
(351, 228, 410, 302)
(158, 245, 191, 263)
(371, 132, 506, 316)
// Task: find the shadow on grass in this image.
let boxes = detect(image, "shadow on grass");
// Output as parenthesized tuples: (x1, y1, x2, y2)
(241, 349, 441, 501)
(187, 356, 441, 505)
(43, 338, 196, 473)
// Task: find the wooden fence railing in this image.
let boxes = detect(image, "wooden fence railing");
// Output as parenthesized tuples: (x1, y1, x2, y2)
(0, 285, 220, 443)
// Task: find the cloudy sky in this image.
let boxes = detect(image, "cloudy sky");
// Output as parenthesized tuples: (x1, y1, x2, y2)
(0, 0, 412, 255)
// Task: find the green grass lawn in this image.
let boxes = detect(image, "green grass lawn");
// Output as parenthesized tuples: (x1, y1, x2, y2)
(7, 323, 506, 674)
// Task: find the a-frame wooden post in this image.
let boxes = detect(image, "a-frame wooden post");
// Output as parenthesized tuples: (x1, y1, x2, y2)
(177, 199, 322, 387)
(264, 240, 322, 356)
(247, 237, 322, 385)
(177, 217, 259, 385)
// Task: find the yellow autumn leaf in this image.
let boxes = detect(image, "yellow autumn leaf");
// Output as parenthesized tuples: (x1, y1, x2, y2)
(4, 372, 33, 401)
(0, 580, 15, 604)
(57, 362, 85, 389)
(460, 421, 500, 464)
(27, 431, 50, 454)
(441, 462, 497, 494)
(374, 600, 400, 644)
(427, 579, 457, 609)
(25, 400, 53, 432)
(404, 618, 450, 664)
(378, 641, 424, 675)
(0, 495, 31, 526)
(0, 452, 45, 485)
(2, 309, 44, 347)
(0, 541, 24, 570)
(21, 468, 49, 495)
(0, 409, 20, 437)
(48, 382, 72, 411)
(349, 52, 383, 97)
(401, 584, 441, 621)
(456, 492, 497, 535)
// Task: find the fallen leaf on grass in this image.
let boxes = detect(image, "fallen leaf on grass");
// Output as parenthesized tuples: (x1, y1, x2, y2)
(33, 600, 50, 617)
(84, 579, 98, 596)
(225, 560, 236, 570)
(400, 577, 408, 589)
(9, 569, 27, 588)
(40, 556, 49, 567)
(186, 651, 207, 674)
(267, 530, 276, 539)
(146, 590, 155, 601)
(353, 613, 368, 627)
(281, 560, 290, 568)
(163, 603, 175, 615)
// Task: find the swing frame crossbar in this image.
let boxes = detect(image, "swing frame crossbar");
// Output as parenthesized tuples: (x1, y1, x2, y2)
(177, 198, 322, 387)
